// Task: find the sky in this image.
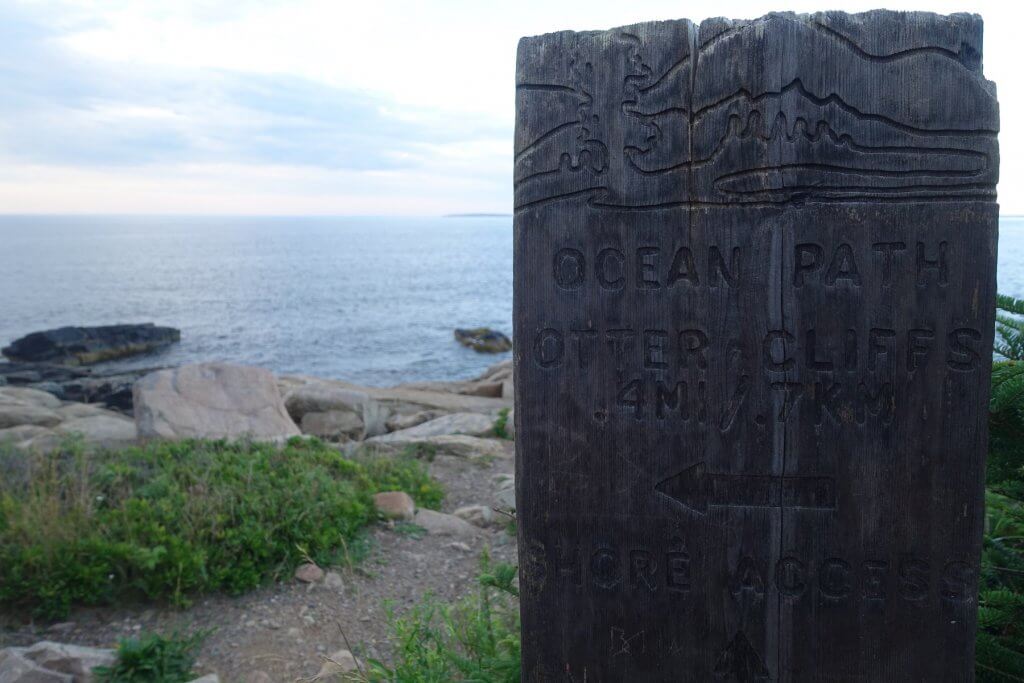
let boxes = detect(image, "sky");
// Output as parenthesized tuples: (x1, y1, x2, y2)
(0, 0, 1020, 215)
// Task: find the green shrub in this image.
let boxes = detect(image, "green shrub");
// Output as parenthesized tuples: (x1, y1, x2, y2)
(364, 554, 520, 682)
(492, 409, 511, 440)
(356, 453, 444, 511)
(0, 437, 442, 619)
(974, 294, 1024, 679)
(93, 631, 206, 683)
(978, 492, 1024, 680)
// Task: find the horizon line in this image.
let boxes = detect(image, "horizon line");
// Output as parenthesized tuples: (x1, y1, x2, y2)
(0, 212, 1021, 219)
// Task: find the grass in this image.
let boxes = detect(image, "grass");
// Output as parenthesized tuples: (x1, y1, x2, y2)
(0, 437, 443, 619)
(393, 522, 428, 539)
(363, 553, 520, 683)
(94, 631, 207, 683)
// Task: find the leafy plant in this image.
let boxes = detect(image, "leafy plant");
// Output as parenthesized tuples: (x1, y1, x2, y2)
(93, 631, 207, 683)
(363, 553, 520, 682)
(357, 453, 444, 511)
(492, 409, 511, 440)
(0, 437, 441, 618)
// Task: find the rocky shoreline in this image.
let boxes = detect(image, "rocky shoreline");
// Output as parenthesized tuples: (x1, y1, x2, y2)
(0, 321, 514, 453)
(0, 326, 517, 682)
(0, 358, 513, 453)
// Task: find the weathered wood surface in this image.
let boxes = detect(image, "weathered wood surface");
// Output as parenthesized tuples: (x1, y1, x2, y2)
(513, 11, 998, 681)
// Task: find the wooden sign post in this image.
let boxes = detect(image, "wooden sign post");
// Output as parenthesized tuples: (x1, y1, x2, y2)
(513, 11, 999, 681)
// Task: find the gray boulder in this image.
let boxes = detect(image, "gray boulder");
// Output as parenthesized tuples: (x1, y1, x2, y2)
(385, 410, 444, 432)
(55, 404, 111, 420)
(21, 642, 115, 683)
(0, 425, 61, 451)
(367, 434, 508, 461)
(413, 509, 479, 537)
(0, 648, 72, 682)
(0, 405, 62, 430)
(394, 359, 514, 400)
(278, 375, 511, 420)
(284, 384, 387, 439)
(2, 324, 180, 366)
(492, 474, 515, 510)
(368, 412, 495, 444)
(56, 415, 137, 449)
(454, 504, 498, 528)
(134, 363, 300, 441)
(0, 387, 62, 410)
(0, 363, 155, 414)
(299, 410, 364, 441)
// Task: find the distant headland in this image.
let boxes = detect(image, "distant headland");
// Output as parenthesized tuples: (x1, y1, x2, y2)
(443, 213, 511, 218)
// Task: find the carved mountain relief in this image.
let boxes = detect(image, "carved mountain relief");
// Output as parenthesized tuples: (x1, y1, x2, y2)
(514, 11, 999, 210)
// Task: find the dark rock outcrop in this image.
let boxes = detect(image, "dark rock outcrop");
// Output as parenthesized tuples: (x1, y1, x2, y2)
(2, 324, 180, 365)
(0, 363, 163, 414)
(453, 328, 512, 353)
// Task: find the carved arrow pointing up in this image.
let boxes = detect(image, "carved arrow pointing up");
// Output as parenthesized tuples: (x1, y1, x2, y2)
(655, 462, 836, 515)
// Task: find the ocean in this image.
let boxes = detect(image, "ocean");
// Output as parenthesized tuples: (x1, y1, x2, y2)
(1, 215, 1022, 386)
(0, 215, 512, 386)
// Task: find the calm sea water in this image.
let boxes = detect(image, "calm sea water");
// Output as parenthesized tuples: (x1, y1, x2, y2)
(0, 216, 512, 386)
(1, 215, 1023, 386)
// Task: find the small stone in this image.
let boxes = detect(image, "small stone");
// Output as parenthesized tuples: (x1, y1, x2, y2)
(413, 509, 480, 538)
(449, 541, 472, 552)
(294, 562, 325, 583)
(454, 504, 496, 528)
(323, 571, 345, 591)
(373, 491, 416, 521)
(492, 475, 516, 510)
(316, 649, 359, 678)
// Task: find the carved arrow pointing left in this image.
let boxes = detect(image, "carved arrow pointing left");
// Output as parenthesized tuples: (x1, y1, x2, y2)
(655, 462, 836, 515)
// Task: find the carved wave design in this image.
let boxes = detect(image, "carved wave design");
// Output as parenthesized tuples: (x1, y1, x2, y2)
(513, 13, 998, 212)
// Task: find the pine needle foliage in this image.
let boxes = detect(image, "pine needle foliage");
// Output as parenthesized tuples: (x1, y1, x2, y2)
(979, 295, 1024, 680)
(996, 295, 1024, 361)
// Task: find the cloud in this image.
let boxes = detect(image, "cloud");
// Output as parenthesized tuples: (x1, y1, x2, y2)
(0, 0, 1017, 213)
(0, 4, 508, 171)
(0, 0, 512, 212)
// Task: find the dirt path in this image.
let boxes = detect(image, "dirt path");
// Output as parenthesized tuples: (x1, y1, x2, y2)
(0, 446, 518, 682)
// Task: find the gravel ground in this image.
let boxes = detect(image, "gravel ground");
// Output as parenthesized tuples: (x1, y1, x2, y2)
(0, 442, 518, 682)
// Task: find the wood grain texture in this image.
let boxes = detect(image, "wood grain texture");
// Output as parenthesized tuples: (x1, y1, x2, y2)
(514, 11, 998, 682)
